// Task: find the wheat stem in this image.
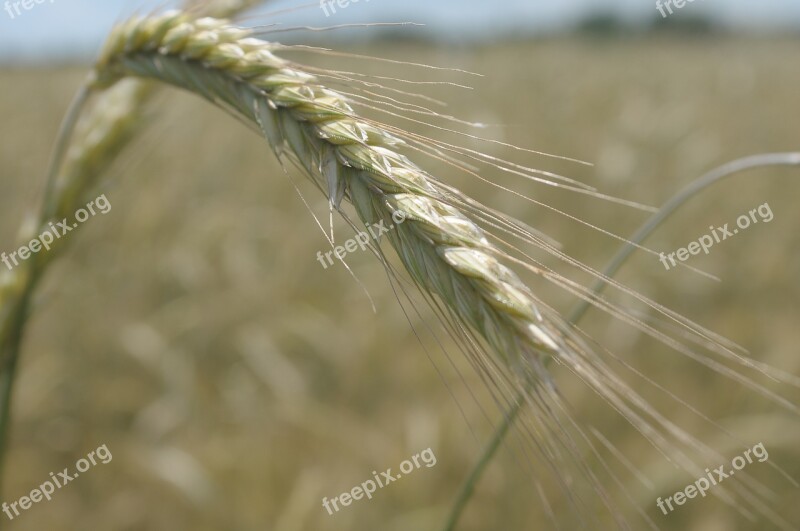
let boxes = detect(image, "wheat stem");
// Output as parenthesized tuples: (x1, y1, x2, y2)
(40, 82, 94, 221)
(0, 286, 31, 493)
(571, 152, 800, 323)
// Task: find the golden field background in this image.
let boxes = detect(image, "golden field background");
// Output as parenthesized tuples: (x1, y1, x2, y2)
(0, 36, 799, 530)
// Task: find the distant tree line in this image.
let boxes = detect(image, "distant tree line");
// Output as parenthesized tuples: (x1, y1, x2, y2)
(576, 11, 717, 37)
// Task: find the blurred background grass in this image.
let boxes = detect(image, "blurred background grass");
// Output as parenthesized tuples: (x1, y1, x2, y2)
(1, 27, 799, 531)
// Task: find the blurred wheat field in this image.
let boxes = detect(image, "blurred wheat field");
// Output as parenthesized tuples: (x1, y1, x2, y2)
(1, 36, 799, 530)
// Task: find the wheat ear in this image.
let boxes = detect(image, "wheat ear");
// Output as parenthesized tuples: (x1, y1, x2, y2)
(19, 12, 794, 527)
(86, 13, 631, 509)
(92, 12, 572, 370)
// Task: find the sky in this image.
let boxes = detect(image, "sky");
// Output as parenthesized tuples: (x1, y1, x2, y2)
(0, 0, 799, 61)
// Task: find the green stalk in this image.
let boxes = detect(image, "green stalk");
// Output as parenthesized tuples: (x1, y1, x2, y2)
(0, 84, 93, 499)
(0, 286, 31, 490)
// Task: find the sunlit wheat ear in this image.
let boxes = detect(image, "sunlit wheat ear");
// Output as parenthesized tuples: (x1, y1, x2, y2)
(85, 12, 798, 527)
(90, 13, 575, 370)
